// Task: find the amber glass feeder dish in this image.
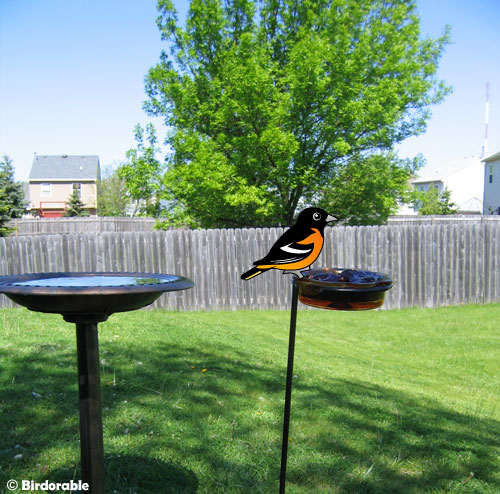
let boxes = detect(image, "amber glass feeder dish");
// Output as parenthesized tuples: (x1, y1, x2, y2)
(296, 267, 393, 310)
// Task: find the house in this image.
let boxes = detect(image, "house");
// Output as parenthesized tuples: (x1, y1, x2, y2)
(409, 155, 484, 214)
(28, 155, 100, 217)
(483, 150, 500, 215)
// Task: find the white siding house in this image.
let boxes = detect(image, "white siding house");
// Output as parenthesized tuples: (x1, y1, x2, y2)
(483, 150, 500, 215)
(409, 155, 484, 214)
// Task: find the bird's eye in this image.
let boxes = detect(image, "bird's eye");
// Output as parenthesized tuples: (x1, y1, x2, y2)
(313, 212, 321, 221)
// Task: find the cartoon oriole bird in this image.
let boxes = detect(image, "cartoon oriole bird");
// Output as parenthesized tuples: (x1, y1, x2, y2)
(241, 207, 337, 280)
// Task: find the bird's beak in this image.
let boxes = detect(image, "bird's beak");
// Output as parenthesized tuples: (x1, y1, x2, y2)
(326, 214, 337, 223)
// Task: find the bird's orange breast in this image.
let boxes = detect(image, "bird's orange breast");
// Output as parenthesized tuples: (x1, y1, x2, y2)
(292, 228, 324, 269)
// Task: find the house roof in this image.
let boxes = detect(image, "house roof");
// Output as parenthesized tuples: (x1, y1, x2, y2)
(458, 197, 483, 213)
(29, 155, 100, 181)
(482, 150, 500, 163)
(413, 155, 482, 184)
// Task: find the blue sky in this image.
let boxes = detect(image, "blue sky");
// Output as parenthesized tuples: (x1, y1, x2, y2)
(1, 0, 499, 182)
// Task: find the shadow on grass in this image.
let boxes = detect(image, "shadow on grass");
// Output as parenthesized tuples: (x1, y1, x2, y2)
(291, 379, 500, 493)
(47, 454, 198, 494)
(1, 336, 500, 493)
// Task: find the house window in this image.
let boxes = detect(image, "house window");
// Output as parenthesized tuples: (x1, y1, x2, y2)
(41, 183, 51, 197)
(73, 183, 82, 197)
(490, 174, 493, 184)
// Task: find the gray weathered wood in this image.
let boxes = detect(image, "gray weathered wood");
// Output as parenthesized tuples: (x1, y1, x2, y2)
(1, 223, 500, 310)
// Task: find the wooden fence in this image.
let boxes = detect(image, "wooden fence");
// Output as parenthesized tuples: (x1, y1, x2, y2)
(387, 215, 500, 225)
(7, 217, 156, 235)
(8, 215, 500, 236)
(1, 223, 499, 311)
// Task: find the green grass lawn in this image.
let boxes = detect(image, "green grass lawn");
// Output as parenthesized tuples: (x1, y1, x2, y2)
(1, 304, 500, 493)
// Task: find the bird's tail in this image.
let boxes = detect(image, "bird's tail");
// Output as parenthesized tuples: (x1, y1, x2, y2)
(241, 267, 268, 280)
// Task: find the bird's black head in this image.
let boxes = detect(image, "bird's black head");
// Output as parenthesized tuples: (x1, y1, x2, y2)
(295, 208, 337, 228)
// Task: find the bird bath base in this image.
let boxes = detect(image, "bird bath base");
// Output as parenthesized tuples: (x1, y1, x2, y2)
(0, 272, 194, 494)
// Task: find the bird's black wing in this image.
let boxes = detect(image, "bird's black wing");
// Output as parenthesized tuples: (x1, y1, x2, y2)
(254, 226, 314, 266)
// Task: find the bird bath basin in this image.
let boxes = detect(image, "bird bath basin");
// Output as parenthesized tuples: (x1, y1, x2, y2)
(0, 272, 193, 322)
(0, 272, 194, 494)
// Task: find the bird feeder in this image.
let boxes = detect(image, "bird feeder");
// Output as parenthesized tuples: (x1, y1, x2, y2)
(279, 267, 393, 494)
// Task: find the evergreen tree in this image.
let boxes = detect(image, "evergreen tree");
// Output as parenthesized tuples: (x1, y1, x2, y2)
(65, 189, 87, 217)
(0, 155, 26, 236)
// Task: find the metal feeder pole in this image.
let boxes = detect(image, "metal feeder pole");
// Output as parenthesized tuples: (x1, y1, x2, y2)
(279, 279, 299, 494)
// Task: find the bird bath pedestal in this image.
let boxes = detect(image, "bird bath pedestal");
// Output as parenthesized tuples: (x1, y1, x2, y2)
(280, 268, 393, 494)
(0, 272, 194, 494)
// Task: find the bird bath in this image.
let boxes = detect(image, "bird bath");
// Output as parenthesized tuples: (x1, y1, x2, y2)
(279, 268, 393, 493)
(0, 272, 194, 494)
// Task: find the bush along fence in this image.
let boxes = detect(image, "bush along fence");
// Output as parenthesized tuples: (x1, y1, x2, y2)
(1, 223, 499, 311)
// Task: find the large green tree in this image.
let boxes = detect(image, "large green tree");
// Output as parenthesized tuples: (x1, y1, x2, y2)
(118, 123, 165, 217)
(0, 155, 26, 236)
(144, 0, 449, 227)
(416, 186, 458, 216)
(319, 152, 422, 225)
(97, 165, 129, 216)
